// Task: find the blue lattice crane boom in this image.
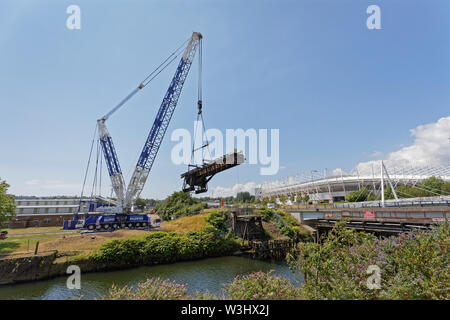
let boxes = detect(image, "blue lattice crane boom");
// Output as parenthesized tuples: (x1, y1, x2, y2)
(97, 82, 144, 212)
(96, 32, 202, 215)
(124, 32, 202, 212)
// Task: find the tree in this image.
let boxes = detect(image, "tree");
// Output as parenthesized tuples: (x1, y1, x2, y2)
(289, 194, 295, 203)
(384, 185, 395, 200)
(420, 176, 450, 197)
(296, 192, 302, 203)
(236, 192, 252, 203)
(0, 179, 15, 228)
(345, 187, 372, 202)
(303, 194, 310, 202)
(155, 191, 206, 220)
(135, 198, 147, 211)
(269, 196, 277, 204)
(279, 195, 287, 204)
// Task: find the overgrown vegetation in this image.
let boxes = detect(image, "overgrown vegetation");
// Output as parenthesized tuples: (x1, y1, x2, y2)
(205, 209, 230, 233)
(103, 270, 300, 300)
(225, 271, 300, 300)
(0, 178, 15, 228)
(288, 221, 449, 299)
(92, 227, 239, 265)
(257, 207, 311, 240)
(102, 223, 449, 300)
(106, 278, 190, 300)
(155, 191, 207, 220)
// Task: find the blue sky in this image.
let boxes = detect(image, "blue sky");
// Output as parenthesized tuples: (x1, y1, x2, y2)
(1, 0, 449, 199)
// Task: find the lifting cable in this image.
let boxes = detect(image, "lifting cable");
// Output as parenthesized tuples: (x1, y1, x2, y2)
(90, 138, 101, 199)
(103, 37, 190, 120)
(141, 38, 189, 87)
(77, 124, 98, 214)
(190, 38, 212, 167)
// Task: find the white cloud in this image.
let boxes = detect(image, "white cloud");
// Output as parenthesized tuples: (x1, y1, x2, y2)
(370, 150, 383, 158)
(354, 116, 450, 174)
(333, 168, 344, 176)
(207, 182, 258, 198)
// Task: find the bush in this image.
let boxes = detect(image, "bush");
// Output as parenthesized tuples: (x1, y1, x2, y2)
(257, 207, 274, 221)
(103, 271, 300, 300)
(206, 210, 230, 232)
(92, 238, 143, 265)
(258, 207, 310, 239)
(92, 228, 240, 265)
(226, 271, 300, 300)
(105, 278, 190, 300)
(289, 221, 450, 299)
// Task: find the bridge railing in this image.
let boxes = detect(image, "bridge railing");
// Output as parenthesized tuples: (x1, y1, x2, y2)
(334, 196, 450, 209)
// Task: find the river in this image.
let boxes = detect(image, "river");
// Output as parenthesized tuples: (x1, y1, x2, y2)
(0, 256, 303, 300)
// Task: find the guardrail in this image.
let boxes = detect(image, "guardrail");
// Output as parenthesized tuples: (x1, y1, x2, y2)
(334, 198, 450, 209)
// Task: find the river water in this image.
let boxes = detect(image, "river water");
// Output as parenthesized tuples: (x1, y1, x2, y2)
(0, 256, 303, 300)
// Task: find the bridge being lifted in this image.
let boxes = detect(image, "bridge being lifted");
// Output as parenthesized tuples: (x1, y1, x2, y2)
(181, 151, 245, 194)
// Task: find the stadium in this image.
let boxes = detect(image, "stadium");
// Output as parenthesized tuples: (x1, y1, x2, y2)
(255, 163, 450, 203)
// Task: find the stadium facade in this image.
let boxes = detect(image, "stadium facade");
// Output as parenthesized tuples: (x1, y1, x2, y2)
(255, 164, 450, 203)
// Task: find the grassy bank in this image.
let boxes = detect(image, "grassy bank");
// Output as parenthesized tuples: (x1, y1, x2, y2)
(0, 212, 242, 285)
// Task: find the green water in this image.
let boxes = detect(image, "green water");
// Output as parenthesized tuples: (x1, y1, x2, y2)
(0, 256, 303, 300)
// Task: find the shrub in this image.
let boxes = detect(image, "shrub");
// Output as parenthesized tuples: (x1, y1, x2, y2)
(103, 271, 300, 300)
(206, 210, 230, 232)
(92, 238, 143, 265)
(257, 207, 274, 221)
(258, 207, 309, 239)
(105, 278, 190, 300)
(92, 228, 240, 265)
(289, 221, 450, 299)
(226, 271, 300, 300)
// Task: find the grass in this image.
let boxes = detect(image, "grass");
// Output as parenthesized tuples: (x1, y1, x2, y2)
(160, 211, 209, 233)
(0, 238, 50, 255)
(0, 241, 21, 255)
(0, 229, 151, 258)
(2, 226, 65, 235)
(6, 233, 75, 240)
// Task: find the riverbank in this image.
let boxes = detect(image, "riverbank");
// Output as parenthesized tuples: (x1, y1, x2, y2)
(0, 208, 310, 286)
(0, 228, 241, 285)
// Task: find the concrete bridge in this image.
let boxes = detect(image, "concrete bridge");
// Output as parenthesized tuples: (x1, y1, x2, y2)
(284, 204, 449, 223)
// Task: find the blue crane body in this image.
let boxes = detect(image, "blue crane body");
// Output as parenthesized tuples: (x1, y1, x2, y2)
(64, 32, 201, 230)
